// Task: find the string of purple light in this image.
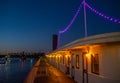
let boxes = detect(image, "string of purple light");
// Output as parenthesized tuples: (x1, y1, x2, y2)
(85, 2, 120, 24)
(57, 3, 82, 48)
(57, 1, 83, 48)
(57, 0, 120, 48)
(58, 1, 120, 35)
(59, 2, 83, 34)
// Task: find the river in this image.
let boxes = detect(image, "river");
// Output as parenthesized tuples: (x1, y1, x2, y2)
(0, 58, 38, 83)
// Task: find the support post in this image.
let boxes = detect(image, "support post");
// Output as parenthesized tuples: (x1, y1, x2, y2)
(83, 0, 88, 37)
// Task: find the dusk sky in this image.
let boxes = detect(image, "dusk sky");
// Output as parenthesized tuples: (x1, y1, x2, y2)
(0, 0, 120, 54)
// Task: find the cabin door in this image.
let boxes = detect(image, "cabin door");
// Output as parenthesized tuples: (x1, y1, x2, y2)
(82, 53, 88, 83)
(71, 55, 75, 79)
(66, 56, 70, 74)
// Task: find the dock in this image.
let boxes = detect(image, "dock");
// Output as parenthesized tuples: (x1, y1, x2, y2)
(24, 57, 76, 83)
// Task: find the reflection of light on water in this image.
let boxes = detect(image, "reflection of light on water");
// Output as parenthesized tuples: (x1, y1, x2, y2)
(5, 58, 10, 80)
(21, 60, 25, 71)
(30, 59, 33, 67)
(5, 63, 9, 79)
(30, 59, 33, 63)
(0, 58, 37, 83)
(0, 64, 1, 71)
(7, 58, 11, 63)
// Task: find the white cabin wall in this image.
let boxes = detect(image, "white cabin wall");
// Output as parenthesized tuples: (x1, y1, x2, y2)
(88, 45, 101, 73)
(71, 50, 83, 83)
(87, 45, 102, 83)
(47, 43, 120, 83)
(88, 44, 120, 83)
(59, 54, 67, 73)
(100, 45, 120, 80)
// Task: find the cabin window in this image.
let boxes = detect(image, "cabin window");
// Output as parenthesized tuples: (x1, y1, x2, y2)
(76, 55, 79, 69)
(91, 54, 99, 74)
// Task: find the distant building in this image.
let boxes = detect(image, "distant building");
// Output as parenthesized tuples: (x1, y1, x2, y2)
(52, 34, 58, 51)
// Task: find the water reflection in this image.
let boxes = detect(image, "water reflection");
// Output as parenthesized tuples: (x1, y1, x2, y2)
(0, 58, 37, 83)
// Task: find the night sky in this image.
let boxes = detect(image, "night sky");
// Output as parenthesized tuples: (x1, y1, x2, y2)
(0, 0, 120, 54)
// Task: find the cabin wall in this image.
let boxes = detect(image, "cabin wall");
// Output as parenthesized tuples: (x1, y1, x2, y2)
(87, 44, 120, 83)
(80, 44, 118, 83)
(71, 50, 83, 83)
(100, 45, 120, 81)
(47, 43, 120, 83)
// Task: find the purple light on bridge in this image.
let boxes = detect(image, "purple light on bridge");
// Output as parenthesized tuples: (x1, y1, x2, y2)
(85, 2, 120, 24)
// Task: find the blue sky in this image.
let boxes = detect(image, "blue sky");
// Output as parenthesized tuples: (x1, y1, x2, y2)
(0, 0, 120, 54)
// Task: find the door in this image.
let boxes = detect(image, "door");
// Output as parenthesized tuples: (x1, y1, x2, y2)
(71, 55, 75, 79)
(82, 52, 88, 83)
(66, 56, 70, 74)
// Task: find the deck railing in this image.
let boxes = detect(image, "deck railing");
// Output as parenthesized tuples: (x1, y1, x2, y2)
(24, 59, 40, 83)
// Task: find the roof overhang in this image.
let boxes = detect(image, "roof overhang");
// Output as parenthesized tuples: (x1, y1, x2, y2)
(50, 32, 120, 54)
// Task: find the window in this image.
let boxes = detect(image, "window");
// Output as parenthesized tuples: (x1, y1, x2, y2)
(91, 54, 99, 74)
(76, 55, 79, 69)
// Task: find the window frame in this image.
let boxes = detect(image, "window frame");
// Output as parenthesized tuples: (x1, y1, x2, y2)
(76, 55, 79, 69)
(91, 54, 99, 75)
